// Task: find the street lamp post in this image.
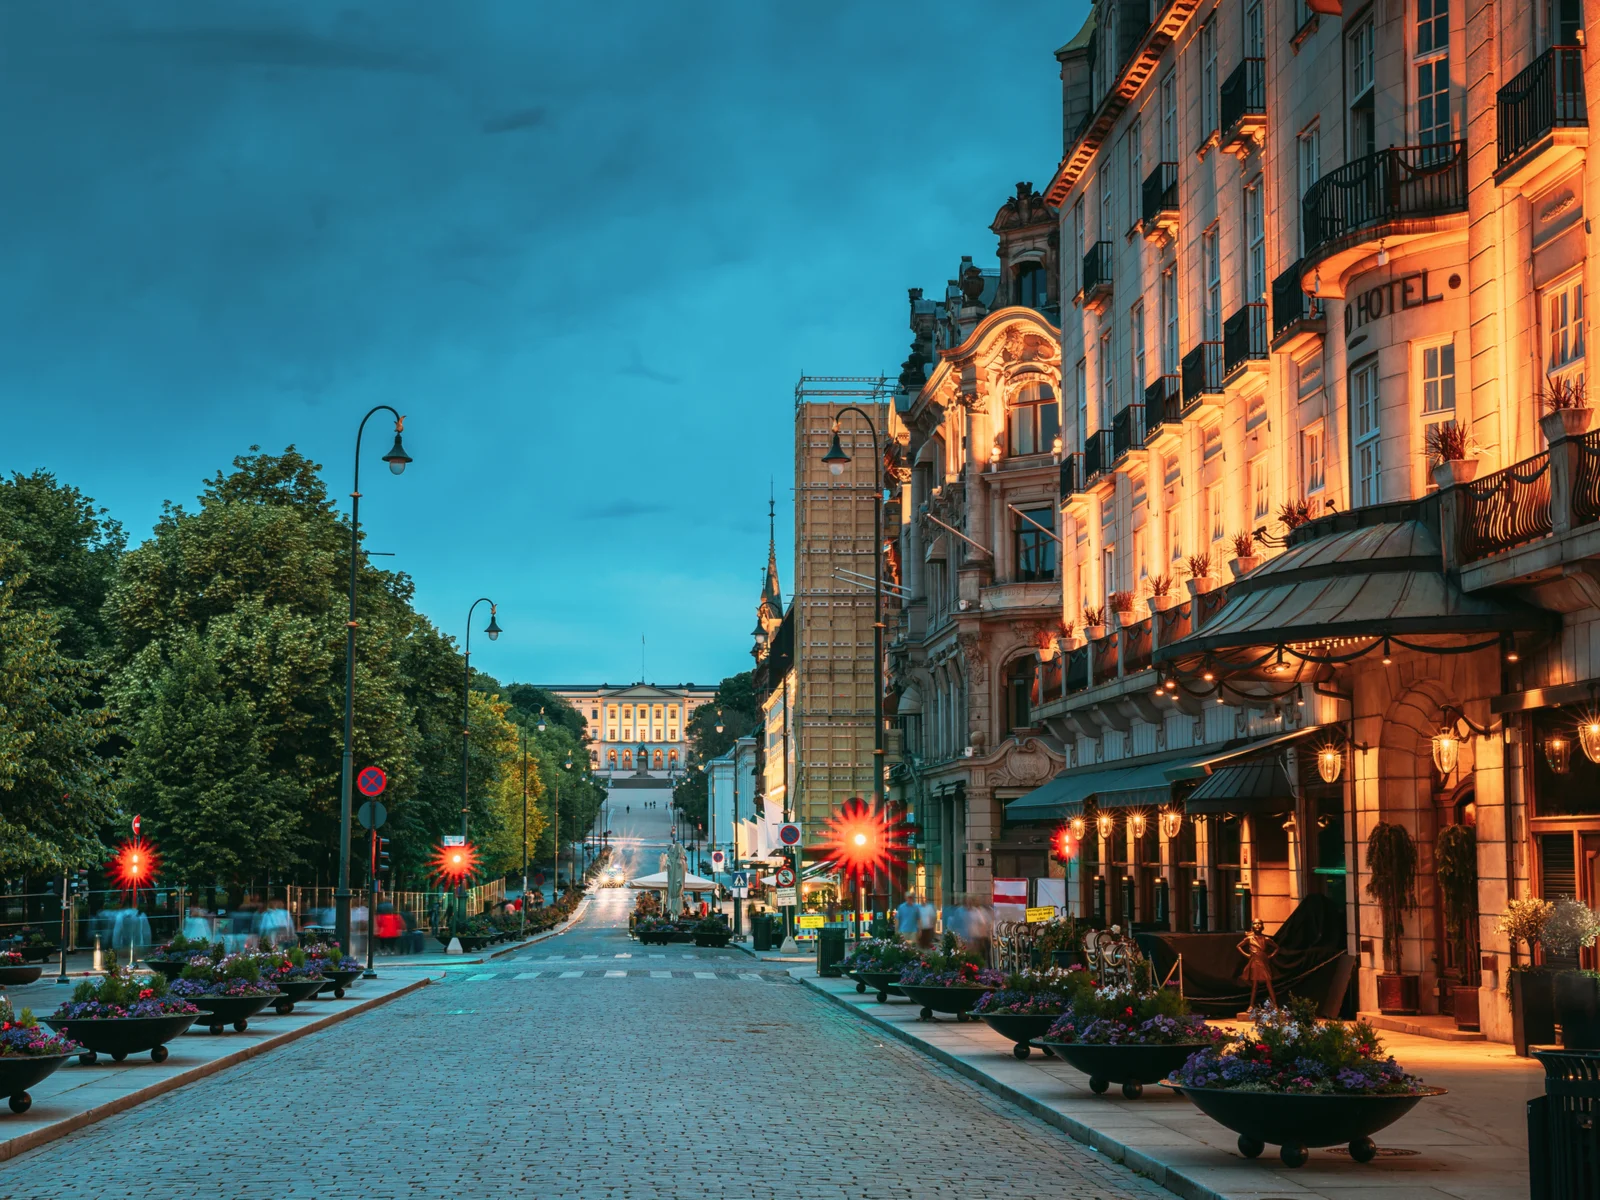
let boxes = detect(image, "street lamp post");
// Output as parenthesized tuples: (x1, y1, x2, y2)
(458, 596, 501, 933)
(336, 407, 412, 955)
(520, 726, 530, 940)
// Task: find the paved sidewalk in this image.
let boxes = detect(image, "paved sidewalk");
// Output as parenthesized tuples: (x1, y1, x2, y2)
(0, 967, 438, 1162)
(801, 971, 1542, 1200)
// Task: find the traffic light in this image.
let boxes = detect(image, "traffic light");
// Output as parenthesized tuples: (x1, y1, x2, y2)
(376, 837, 391, 875)
(69, 869, 90, 895)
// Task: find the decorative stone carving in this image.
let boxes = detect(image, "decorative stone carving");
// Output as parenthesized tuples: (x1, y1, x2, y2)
(1003, 739, 1054, 785)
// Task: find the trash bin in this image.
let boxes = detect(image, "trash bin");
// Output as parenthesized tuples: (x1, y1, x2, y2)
(751, 915, 773, 953)
(817, 925, 846, 977)
(1529, 1049, 1600, 1199)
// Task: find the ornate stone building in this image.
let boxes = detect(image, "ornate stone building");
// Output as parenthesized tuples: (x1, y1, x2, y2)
(541, 683, 715, 783)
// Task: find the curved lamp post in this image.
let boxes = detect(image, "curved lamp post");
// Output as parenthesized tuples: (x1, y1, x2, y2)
(457, 596, 501, 932)
(336, 407, 412, 955)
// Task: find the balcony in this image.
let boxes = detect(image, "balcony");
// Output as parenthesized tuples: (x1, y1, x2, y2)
(1059, 452, 1088, 499)
(1301, 143, 1467, 285)
(1181, 341, 1224, 408)
(1111, 404, 1146, 464)
(1141, 162, 1179, 243)
(1143, 375, 1183, 445)
(1219, 58, 1266, 157)
(1496, 45, 1587, 188)
(1222, 302, 1268, 381)
(1084, 429, 1115, 484)
(1077, 240, 1114, 313)
(1270, 260, 1324, 351)
(1455, 453, 1554, 564)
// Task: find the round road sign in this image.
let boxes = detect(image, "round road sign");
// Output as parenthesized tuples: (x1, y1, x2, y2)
(775, 867, 796, 887)
(777, 822, 802, 846)
(356, 766, 387, 797)
(357, 800, 387, 830)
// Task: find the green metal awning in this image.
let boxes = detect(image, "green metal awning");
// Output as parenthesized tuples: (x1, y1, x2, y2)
(1005, 747, 1212, 821)
(1185, 760, 1297, 815)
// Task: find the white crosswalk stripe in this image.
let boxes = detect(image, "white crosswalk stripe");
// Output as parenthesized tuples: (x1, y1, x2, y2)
(650, 971, 672, 979)
(514, 971, 541, 980)
(693, 971, 715, 979)
(467, 973, 497, 981)
(559, 970, 583, 978)
(605, 970, 626, 978)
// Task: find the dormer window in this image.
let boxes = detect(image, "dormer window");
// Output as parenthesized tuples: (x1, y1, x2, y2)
(1015, 261, 1048, 311)
(1008, 381, 1060, 456)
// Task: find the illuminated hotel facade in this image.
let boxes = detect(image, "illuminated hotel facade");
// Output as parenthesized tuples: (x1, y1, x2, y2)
(883, 0, 1600, 1044)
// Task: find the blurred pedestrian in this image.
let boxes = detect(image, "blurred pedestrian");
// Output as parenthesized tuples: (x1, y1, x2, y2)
(896, 897, 919, 941)
(916, 902, 936, 949)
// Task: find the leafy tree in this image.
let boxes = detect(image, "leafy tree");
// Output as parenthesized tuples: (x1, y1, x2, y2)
(673, 670, 756, 828)
(0, 543, 119, 871)
(0, 471, 125, 662)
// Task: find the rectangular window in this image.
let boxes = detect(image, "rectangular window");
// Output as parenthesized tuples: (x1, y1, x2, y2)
(1422, 341, 1457, 414)
(1418, 0, 1449, 55)
(1161, 267, 1180, 374)
(1209, 486, 1225, 540)
(1160, 71, 1178, 161)
(1202, 225, 1221, 340)
(1547, 277, 1586, 374)
(1099, 166, 1113, 242)
(1200, 20, 1218, 138)
(1251, 454, 1270, 520)
(1244, 0, 1263, 56)
(1075, 358, 1089, 445)
(1007, 386, 1060, 455)
(1127, 117, 1142, 232)
(1099, 329, 1116, 428)
(1351, 357, 1382, 506)
(1072, 199, 1085, 297)
(1131, 301, 1147, 391)
(1014, 507, 1057, 582)
(1133, 526, 1148, 582)
(1245, 178, 1266, 302)
(1350, 19, 1375, 97)
(1297, 125, 1321, 254)
(1416, 58, 1451, 146)
(1166, 505, 1183, 562)
(1203, 423, 1223, 460)
(1302, 422, 1326, 494)
(1102, 545, 1117, 603)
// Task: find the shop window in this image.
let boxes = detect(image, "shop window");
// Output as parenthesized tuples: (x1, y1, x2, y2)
(1007, 382, 1060, 456)
(1014, 506, 1056, 582)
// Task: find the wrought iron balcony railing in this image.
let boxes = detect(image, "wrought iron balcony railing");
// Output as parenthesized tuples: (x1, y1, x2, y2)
(1181, 341, 1224, 407)
(1271, 260, 1322, 339)
(1079, 240, 1114, 304)
(1219, 57, 1266, 148)
(1144, 374, 1182, 441)
(1302, 142, 1467, 262)
(1223, 302, 1268, 377)
(1498, 46, 1586, 170)
(1141, 162, 1179, 235)
(1456, 453, 1553, 563)
(1084, 429, 1115, 482)
(1112, 404, 1146, 463)
(1059, 451, 1087, 497)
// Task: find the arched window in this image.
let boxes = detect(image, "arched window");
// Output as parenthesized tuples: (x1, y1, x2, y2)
(668, 749, 678, 765)
(1006, 659, 1038, 731)
(1008, 381, 1059, 456)
(607, 749, 617, 766)
(622, 749, 632, 768)
(1015, 261, 1047, 310)
(654, 749, 664, 768)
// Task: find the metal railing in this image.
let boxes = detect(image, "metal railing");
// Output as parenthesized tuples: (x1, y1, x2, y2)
(1457, 452, 1553, 563)
(1081, 240, 1114, 298)
(1302, 142, 1467, 260)
(1571, 430, 1600, 527)
(1144, 375, 1182, 440)
(1123, 618, 1153, 674)
(1065, 645, 1089, 694)
(1271, 260, 1321, 338)
(1498, 46, 1586, 169)
(1157, 600, 1192, 646)
(1085, 429, 1115, 481)
(1182, 341, 1224, 406)
(1223, 302, 1268, 376)
(1038, 656, 1064, 702)
(1141, 161, 1179, 228)
(1220, 57, 1265, 139)
(1112, 404, 1146, 462)
(1090, 630, 1119, 680)
(1060, 451, 1087, 496)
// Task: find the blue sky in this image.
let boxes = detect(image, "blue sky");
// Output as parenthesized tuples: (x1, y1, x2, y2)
(0, 1, 1076, 686)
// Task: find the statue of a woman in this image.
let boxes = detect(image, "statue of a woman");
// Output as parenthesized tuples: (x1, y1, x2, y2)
(1237, 919, 1280, 1009)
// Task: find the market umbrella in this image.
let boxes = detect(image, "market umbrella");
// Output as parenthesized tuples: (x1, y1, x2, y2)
(626, 871, 719, 893)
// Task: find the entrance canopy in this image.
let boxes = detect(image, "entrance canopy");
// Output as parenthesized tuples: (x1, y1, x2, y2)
(627, 871, 719, 892)
(1185, 760, 1297, 815)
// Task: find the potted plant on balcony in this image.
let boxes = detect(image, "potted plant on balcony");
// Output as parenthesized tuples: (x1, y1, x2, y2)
(1165, 997, 1445, 1168)
(1434, 824, 1481, 1030)
(0, 997, 79, 1115)
(1497, 897, 1556, 1055)
(1080, 605, 1107, 641)
(1108, 591, 1138, 629)
(1146, 575, 1178, 614)
(1277, 499, 1314, 532)
(1228, 532, 1261, 578)
(1541, 897, 1600, 1049)
(1538, 374, 1591, 441)
(1185, 554, 1217, 596)
(1426, 421, 1479, 488)
(1366, 822, 1420, 1014)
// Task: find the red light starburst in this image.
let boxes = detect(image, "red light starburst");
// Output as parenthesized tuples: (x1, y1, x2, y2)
(818, 798, 910, 887)
(428, 841, 481, 885)
(1050, 825, 1074, 864)
(109, 838, 160, 890)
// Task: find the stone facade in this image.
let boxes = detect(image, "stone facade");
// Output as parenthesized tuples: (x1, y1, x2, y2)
(542, 683, 715, 782)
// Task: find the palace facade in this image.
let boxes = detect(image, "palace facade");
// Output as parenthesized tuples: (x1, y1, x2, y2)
(542, 683, 716, 782)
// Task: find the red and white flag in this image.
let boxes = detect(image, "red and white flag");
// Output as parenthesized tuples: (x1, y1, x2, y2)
(993, 878, 1028, 924)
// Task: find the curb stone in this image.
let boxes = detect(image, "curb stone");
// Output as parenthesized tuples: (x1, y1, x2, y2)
(799, 975, 1229, 1200)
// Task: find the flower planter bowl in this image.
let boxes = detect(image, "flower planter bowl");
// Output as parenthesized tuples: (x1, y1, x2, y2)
(1229, 556, 1262, 579)
(979, 1012, 1062, 1059)
(693, 933, 731, 948)
(636, 931, 672, 946)
(0, 1053, 72, 1114)
(668, 930, 696, 944)
(856, 969, 906, 1003)
(897, 984, 986, 1022)
(270, 978, 326, 1014)
(1163, 1083, 1446, 1167)
(17, 945, 58, 965)
(192, 992, 278, 1034)
(1042, 1040, 1214, 1099)
(314, 969, 362, 1000)
(141, 960, 193, 982)
(0, 966, 43, 987)
(43, 1013, 198, 1064)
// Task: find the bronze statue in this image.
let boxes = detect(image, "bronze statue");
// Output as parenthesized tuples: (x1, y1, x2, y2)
(1237, 919, 1280, 1008)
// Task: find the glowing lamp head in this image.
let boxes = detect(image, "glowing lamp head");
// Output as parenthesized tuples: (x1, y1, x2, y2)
(484, 607, 502, 641)
(1130, 813, 1146, 838)
(1096, 811, 1113, 838)
(1317, 744, 1343, 783)
(1581, 717, 1600, 765)
(383, 418, 412, 475)
(822, 424, 851, 476)
(1545, 733, 1572, 775)
(1431, 729, 1460, 777)
(428, 840, 481, 885)
(1069, 816, 1086, 840)
(109, 837, 160, 891)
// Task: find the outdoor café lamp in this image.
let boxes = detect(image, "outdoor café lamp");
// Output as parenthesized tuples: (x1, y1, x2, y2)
(1161, 809, 1182, 838)
(822, 424, 851, 475)
(485, 606, 502, 641)
(1545, 732, 1573, 775)
(1097, 811, 1114, 839)
(1581, 716, 1600, 765)
(1317, 744, 1343, 784)
(1070, 816, 1086, 840)
(1431, 728, 1460, 777)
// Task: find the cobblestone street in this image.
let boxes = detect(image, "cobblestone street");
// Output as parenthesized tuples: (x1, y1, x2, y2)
(1, 809, 1171, 1200)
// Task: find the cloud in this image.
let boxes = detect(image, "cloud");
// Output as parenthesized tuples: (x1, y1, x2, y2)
(481, 107, 546, 134)
(617, 347, 680, 386)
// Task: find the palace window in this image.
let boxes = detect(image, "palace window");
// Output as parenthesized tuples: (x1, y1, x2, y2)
(654, 749, 664, 769)
(1014, 506, 1057, 582)
(1351, 357, 1382, 506)
(1008, 381, 1060, 456)
(1006, 659, 1036, 732)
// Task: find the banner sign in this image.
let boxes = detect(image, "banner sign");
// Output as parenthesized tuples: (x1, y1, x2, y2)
(796, 914, 825, 929)
(1025, 905, 1057, 923)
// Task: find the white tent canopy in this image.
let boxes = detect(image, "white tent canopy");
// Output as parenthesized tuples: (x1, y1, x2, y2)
(627, 870, 719, 893)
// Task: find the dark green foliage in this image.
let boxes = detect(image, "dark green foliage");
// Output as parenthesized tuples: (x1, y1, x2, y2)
(1365, 822, 1419, 975)
(673, 670, 756, 827)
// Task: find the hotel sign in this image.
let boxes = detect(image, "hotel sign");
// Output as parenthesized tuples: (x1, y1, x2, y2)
(1345, 268, 1453, 337)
